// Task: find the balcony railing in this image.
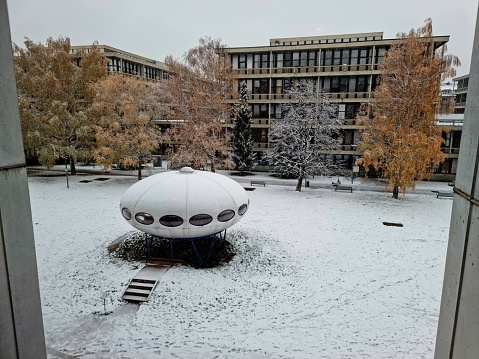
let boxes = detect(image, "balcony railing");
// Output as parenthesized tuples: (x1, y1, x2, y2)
(235, 64, 379, 75)
(247, 92, 370, 101)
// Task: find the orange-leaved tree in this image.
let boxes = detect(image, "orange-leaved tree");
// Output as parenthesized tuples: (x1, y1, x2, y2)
(90, 74, 166, 180)
(13, 37, 108, 173)
(356, 19, 460, 199)
(164, 37, 236, 172)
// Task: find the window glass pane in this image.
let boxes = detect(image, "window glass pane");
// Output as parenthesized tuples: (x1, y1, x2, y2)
(160, 215, 183, 227)
(239, 54, 246, 69)
(350, 49, 358, 65)
(274, 53, 283, 68)
(308, 51, 316, 66)
(348, 77, 356, 92)
(189, 214, 213, 226)
(217, 210, 235, 222)
(238, 204, 248, 216)
(333, 49, 341, 65)
(300, 52, 308, 66)
(340, 77, 348, 92)
(284, 52, 292, 67)
(122, 208, 132, 220)
(135, 212, 154, 225)
(322, 77, 330, 92)
(292, 52, 300, 67)
(331, 77, 340, 92)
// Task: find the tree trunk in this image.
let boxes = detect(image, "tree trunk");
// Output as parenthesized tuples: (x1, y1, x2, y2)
(393, 184, 399, 199)
(69, 157, 76, 175)
(296, 175, 303, 192)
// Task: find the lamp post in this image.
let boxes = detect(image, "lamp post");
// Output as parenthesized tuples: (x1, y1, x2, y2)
(61, 156, 69, 188)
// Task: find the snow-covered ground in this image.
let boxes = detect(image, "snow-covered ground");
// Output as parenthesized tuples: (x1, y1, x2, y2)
(28, 172, 454, 358)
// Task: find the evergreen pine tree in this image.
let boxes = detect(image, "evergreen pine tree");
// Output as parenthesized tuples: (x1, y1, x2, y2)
(231, 81, 255, 174)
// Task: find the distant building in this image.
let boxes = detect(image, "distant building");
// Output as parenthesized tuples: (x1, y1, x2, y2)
(453, 74, 468, 114)
(70, 44, 169, 81)
(223, 32, 456, 173)
(73, 39, 462, 175)
(436, 79, 464, 175)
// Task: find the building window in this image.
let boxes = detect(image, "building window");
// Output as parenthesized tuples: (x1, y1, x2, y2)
(371, 75, 380, 91)
(345, 104, 356, 119)
(253, 79, 269, 94)
(359, 48, 371, 64)
(350, 49, 359, 65)
(253, 104, 268, 117)
(271, 104, 282, 119)
(238, 54, 247, 69)
(308, 51, 317, 66)
(274, 79, 282, 94)
(356, 76, 369, 92)
(331, 77, 340, 92)
(322, 49, 333, 66)
(273, 52, 283, 68)
(252, 128, 268, 142)
(292, 52, 300, 67)
(452, 131, 462, 148)
(300, 51, 308, 66)
(254, 52, 269, 68)
(375, 46, 389, 64)
(333, 49, 342, 65)
(321, 77, 331, 92)
(283, 52, 292, 67)
(283, 78, 292, 92)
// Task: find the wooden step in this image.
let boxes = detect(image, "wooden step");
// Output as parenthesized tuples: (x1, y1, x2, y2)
(124, 288, 151, 296)
(129, 282, 155, 290)
(122, 294, 149, 302)
(131, 278, 156, 284)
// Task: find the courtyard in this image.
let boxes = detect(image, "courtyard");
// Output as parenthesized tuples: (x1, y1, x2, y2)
(29, 172, 453, 359)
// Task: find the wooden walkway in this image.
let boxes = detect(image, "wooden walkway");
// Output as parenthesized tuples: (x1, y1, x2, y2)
(122, 265, 169, 303)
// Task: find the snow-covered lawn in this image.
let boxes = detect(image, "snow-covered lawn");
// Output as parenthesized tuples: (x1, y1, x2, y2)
(29, 173, 453, 359)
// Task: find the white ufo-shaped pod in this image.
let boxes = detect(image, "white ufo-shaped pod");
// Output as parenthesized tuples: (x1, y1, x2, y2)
(120, 167, 249, 239)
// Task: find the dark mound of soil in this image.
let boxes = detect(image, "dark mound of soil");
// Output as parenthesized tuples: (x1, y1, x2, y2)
(113, 232, 235, 268)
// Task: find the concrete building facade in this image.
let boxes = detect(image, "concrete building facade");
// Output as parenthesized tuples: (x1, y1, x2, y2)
(223, 32, 454, 172)
(70, 44, 169, 81)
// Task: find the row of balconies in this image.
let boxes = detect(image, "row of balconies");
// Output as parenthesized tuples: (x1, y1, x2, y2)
(248, 143, 460, 157)
(232, 92, 371, 101)
(248, 142, 359, 151)
(236, 64, 380, 75)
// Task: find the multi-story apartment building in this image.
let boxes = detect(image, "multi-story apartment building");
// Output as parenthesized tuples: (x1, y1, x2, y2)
(71, 38, 460, 175)
(70, 44, 169, 81)
(434, 74, 471, 175)
(223, 32, 451, 171)
(453, 74, 468, 114)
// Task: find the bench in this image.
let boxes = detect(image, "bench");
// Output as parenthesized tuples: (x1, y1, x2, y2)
(250, 180, 266, 187)
(333, 184, 353, 193)
(436, 192, 453, 198)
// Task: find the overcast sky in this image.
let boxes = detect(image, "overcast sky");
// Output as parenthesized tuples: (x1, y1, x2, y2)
(6, 0, 478, 77)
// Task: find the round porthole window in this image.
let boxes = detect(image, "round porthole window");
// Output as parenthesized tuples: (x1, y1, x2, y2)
(189, 214, 213, 226)
(160, 215, 184, 227)
(135, 212, 154, 225)
(217, 209, 235, 222)
(122, 208, 132, 220)
(238, 204, 248, 216)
